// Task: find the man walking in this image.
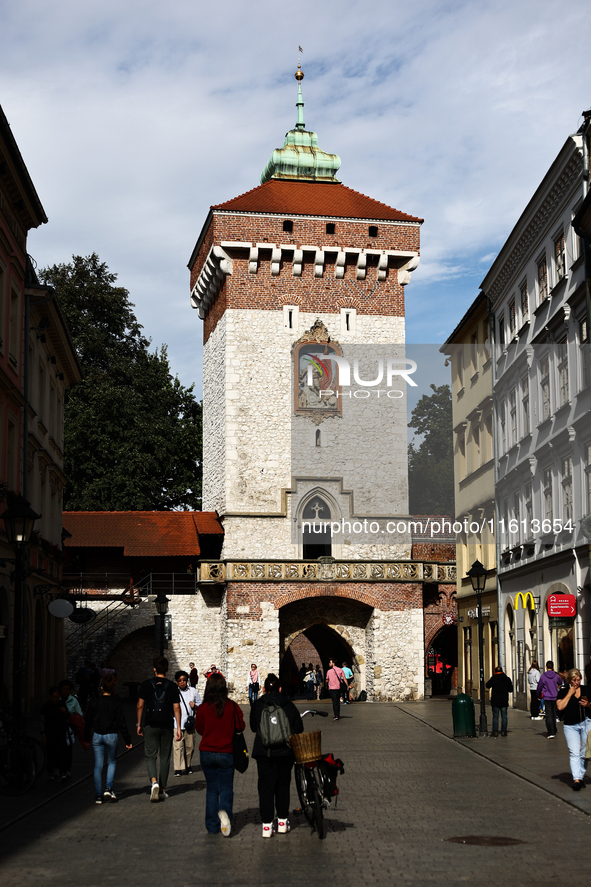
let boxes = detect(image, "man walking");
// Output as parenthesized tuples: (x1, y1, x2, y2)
(537, 660, 563, 739)
(326, 659, 346, 721)
(189, 662, 199, 689)
(137, 656, 182, 801)
(485, 666, 514, 737)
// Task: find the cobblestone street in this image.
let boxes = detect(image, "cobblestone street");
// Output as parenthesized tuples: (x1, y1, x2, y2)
(0, 702, 589, 887)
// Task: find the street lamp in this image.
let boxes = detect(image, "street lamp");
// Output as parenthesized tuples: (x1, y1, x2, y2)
(154, 591, 170, 657)
(0, 495, 41, 721)
(467, 559, 488, 738)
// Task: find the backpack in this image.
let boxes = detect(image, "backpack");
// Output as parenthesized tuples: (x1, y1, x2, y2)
(318, 753, 345, 800)
(259, 698, 292, 755)
(357, 690, 367, 702)
(149, 678, 171, 719)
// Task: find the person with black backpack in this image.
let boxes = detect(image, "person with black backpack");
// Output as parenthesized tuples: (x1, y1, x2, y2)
(250, 673, 303, 838)
(136, 656, 182, 802)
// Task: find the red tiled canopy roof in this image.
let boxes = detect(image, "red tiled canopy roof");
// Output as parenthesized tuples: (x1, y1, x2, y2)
(212, 180, 422, 223)
(62, 511, 223, 557)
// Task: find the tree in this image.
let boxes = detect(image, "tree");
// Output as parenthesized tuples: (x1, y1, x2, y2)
(407, 383, 454, 515)
(41, 254, 202, 511)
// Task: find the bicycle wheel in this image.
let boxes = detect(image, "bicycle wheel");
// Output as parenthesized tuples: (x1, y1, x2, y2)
(23, 737, 47, 781)
(0, 745, 36, 795)
(294, 764, 314, 826)
(308, 770, 325, 839)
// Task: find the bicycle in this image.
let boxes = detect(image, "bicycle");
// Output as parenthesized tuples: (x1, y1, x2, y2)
(292, 709, 344, 840)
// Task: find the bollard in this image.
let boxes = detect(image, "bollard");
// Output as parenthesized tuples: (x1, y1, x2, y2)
(452, 693, 477, 737)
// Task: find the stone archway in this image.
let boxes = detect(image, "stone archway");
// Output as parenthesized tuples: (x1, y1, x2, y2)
(279, 595, 373, 695)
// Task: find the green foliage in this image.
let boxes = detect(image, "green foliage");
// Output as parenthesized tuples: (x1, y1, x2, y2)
(41, 254, 202, 511)
(407, 383, 454, 515)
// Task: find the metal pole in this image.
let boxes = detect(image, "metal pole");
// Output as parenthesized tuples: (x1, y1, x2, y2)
(477, 587, 488, 737)
(11, 546, 23, 722)
(160, 615, 164, 659)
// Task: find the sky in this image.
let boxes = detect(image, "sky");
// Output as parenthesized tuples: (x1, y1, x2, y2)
(1, 0, 590, 396)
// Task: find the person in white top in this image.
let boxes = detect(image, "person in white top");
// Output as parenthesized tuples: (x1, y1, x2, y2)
(174, 670, 202, 776)
(527, 661, 542, 720)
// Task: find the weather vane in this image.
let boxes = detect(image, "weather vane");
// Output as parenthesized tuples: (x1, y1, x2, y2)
(296, 45, 304, 81)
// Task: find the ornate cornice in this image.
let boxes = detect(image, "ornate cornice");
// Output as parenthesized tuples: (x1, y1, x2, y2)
(485, 150, 582, 306)
(199, 560, 457, 584)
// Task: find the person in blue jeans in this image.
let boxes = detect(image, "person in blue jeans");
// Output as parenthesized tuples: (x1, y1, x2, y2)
(195, 673, 245, 836)
(485, 666, 514, 737)
(556, 668, 591, 790)
(84, 674, 132, 804)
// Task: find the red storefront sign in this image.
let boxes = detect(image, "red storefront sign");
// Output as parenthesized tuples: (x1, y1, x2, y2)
(547, 594, 576, 617)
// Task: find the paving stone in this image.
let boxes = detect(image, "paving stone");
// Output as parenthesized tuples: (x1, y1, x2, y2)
(0, 702, 589, 887)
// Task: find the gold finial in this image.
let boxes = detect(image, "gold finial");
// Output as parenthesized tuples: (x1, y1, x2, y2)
(295, 64, 304, 82)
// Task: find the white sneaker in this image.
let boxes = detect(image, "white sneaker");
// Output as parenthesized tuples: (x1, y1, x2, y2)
(219, 810, 231, 837)
(277, 819, 290, 834)
(150, 782, 160, 802)
(159, 791, 169, 800)
(262, 822, 274, 838)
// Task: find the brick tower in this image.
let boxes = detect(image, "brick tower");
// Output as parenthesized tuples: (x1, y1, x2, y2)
(189, 68, 452, 700)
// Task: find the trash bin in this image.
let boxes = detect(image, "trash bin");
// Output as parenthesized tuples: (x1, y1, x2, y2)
(452, 693, 476, 737)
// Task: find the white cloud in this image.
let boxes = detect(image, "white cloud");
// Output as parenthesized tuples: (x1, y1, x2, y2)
(1, 0, 590, 387)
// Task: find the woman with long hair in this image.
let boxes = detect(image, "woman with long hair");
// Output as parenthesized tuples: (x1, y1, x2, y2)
(556, 668, 591, 791)
(195, 673, 245, 836)
(84, 674, 132, 804)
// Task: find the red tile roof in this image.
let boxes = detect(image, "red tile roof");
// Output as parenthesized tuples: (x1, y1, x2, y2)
(213, 180, 422, 223)
(62, 511, 223, 557)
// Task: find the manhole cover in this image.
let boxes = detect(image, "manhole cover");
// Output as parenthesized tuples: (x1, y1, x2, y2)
(446, 836, 526, 847)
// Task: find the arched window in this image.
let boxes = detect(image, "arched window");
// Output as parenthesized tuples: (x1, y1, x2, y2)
(302, 496, 332, 559)
(283, 219, 294, 233)
(368, 225, 378, 237)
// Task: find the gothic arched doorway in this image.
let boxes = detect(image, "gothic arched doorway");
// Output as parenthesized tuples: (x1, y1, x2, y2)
(427, 625, 458, 695)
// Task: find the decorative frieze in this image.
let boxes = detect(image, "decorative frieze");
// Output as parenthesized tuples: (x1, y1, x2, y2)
(199, 560, 456, 584)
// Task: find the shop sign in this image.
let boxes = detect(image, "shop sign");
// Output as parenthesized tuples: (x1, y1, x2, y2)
(547, 594, 576, 617)
(548, 617, 573, 629)
(514, 592, 535, 610)
(467, 606, 491, 619)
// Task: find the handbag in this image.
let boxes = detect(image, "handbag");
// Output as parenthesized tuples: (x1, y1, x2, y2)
(586, 723, 591, 759)
(179, 690, 196, 734)
(232, 702, 249, 773)
(251, 682, 259, 693)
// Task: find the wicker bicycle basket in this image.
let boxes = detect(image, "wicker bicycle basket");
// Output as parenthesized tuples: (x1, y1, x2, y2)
(289, 730, 322, 764)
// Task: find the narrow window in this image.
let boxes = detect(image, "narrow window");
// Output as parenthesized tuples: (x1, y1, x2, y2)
(315, 429, 321, 447)
(498, 316, 505, 348)
(283, 219, 293, 233)
(561, 457, 572, 522)
(540, 356, 550, 420)
(345, 313, 350, 331)
(579, 317, 590, 390)
(522, 376, 529, 435)
(368, 225, 378, 237)
(509, 389, 516, 445)
(558, 336, 569, 406)
(326, 222, 335, 235)
(525, 484, 532, 531)
(538, 256, 548, 303)
(509, 300, 516, 335)
(543, 468, 553, 522)
(554, 231, 566, 282)
(288, 309, 293, 329)
(500, 401, 506, 453)
(520, 280, 529, 319)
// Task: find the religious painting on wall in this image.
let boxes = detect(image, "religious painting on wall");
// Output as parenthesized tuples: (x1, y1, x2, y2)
(292, 320, 342, 423)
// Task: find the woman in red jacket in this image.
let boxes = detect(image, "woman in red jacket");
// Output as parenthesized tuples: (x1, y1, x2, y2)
(195, 673, 245, 836)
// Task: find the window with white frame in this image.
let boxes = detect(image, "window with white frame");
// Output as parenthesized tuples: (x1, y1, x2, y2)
(540, 356, 550, 421)
(520, 280, 529, 320)
(554, 231, 566, 283)
(525, 482, 533, 532)
(509, 389, 517, 445)
(580, 316, 590, 391)
(561, 456, 572, 523)
(498, 315, 505, 349)
(558, 336, 569, 406)
(509, 300, 516, 336)
(537, 256, 548, 303)
(543, 468, 553, 522)
(522, 375, 530, 435)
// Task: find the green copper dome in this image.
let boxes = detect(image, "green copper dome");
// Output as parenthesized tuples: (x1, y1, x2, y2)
(260, 72, 341, 185)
